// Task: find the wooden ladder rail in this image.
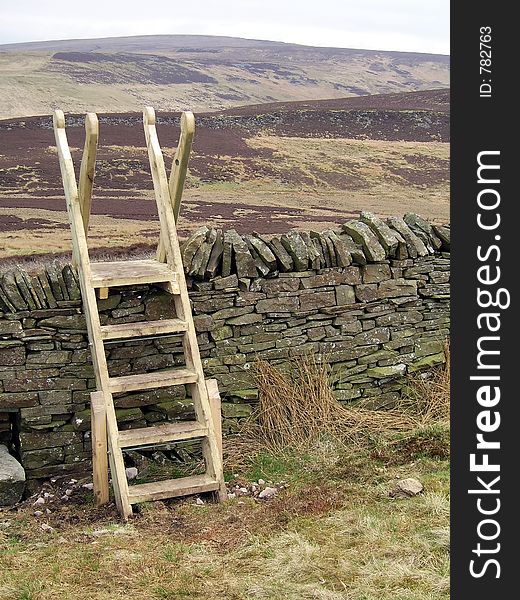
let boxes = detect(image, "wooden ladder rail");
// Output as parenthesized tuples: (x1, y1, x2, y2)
(78, 113, 99, 233)
(77, 113, 110, 299)
(143, 107, 226, 500)
(156, 110, 195, 263)
(53, 110, 132, 518)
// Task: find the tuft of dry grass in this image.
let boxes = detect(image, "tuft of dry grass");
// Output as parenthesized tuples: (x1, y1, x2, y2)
(247, 355, 422, 454)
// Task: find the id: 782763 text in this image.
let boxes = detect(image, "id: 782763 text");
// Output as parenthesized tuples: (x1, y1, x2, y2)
(480, 26, 492, 98)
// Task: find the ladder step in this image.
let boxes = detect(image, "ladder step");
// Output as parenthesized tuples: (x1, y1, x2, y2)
(90, 259, 179, 289)
(109, 368, 198, 393)
(118, 421, 208, 448)
(100, 318, 188, 341)
(127, 474, 220, 504)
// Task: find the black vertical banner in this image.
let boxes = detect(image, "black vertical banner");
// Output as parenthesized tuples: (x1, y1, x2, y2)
(451, 4, 516, 599)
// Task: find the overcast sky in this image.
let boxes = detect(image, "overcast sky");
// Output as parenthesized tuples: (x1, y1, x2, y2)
(0, 0, 449, 54)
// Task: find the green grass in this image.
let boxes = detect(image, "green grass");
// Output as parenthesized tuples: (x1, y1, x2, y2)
(0, 428, 449, 600)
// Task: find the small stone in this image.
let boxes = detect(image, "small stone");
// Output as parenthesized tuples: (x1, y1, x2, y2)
(38, 314, 86, 331)
(191, 228, 217, 278)
(40, 523, 54, 532)
(183, 226, 209, 269)
(221, 231, 234, 277)
(61, 495, 69, 501)
(300, 231, 322, 269)
(366, 364, 406, 379)
(62, 265, 81, 300)
(339, 233, 367, 265)
(195, 497, 204, 505)
(205, 229, 224, 278)
(258, 478, 266, 485)
(326, 230, 352, 267)
(1, 272, 28, 310)
(432, 224, 450, 250)
(360, 211, 401, 256)
(227, 492, 236, 499)
(258, 487, 278, 499)
(34, 497, 45, 505)
(125, 467, 138, 480)
(249, 234, 278, 270)
(390, 478, 424, 498)
(228, 230, 258, 278)
(82, 483, 94, 490)
(404, 213, 442, 251)
(65, 489, 73, 496)
(34, 510, 43, 517)
(245, 236, 272, 276)
(69, 479, 77, 485)
(213, 274, 238, 291)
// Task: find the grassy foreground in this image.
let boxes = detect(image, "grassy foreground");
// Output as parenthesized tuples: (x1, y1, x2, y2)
(1, 356, 450, 599)
(0, 439, 449, 600)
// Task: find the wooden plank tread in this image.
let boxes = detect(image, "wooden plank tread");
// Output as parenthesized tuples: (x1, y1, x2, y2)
(90, 259, 178, 288)
(100, 318, 187, 340)
(109, 368, 198, 393)
(118, 421, 208, 448)
(127, 474, 220, 504)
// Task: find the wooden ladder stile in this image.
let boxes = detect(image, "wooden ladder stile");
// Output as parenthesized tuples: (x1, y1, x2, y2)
(53, 108, 226, 520)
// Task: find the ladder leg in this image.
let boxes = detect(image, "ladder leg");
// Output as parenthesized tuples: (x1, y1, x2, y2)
(143, 107, 226, 500)
(54, 110, 132, 520)
(207, 379, 227, 501)
(107, 434, 132, 519)
(91, 391, 109, 506)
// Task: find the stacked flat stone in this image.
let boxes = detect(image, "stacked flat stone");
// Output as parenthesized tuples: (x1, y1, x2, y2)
(181, 213, 450, 281)
(0, 263, 81, 313)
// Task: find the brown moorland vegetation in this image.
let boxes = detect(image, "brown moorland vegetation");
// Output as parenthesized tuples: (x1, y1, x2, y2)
(0, 90, 449, 259)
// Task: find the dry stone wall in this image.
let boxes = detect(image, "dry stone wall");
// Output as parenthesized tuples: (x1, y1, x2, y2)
(0, 213, 450, 484)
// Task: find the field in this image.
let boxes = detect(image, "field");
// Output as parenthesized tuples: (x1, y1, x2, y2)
(0, 427, 450, 600)
(0, 35, 449, 120)
(0, 89, 449, 261)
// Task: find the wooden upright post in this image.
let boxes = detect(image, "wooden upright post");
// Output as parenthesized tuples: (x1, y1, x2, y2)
(90, 391, 109, 505)
(206, 378, 227, 500)
(156, 111, 195, 263)
(78, 112, 99, 233)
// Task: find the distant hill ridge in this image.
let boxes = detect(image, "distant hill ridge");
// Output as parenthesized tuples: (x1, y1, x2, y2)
(0, 34, 449, 55)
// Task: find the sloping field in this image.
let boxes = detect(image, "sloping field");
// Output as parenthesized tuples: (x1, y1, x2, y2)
(0, 90, 449, 259)
(0, 35, 449, 120)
